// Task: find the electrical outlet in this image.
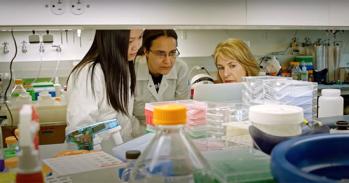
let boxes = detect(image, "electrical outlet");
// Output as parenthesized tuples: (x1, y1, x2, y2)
(71, 0, 85, 15)
(50, 0, 66, 15)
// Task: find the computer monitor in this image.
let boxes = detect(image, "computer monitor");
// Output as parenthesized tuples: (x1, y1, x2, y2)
(193, 82, 243, 103)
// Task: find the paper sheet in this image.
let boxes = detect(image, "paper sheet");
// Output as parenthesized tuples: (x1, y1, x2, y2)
(43, 151, 124, 176)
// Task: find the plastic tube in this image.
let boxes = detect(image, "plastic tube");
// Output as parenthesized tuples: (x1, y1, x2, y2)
(33, 47, 44, 84)
(50, 51, 61, 83)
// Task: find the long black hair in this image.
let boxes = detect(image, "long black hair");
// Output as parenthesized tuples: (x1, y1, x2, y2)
(137, 29, 178, 55)
(67, 30, 136, 115)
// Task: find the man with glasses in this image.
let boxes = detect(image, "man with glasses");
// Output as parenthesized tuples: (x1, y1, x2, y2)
(133, 30, 190, 132)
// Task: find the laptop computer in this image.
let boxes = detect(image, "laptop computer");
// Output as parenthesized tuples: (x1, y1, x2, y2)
(193, 82, 243, 103)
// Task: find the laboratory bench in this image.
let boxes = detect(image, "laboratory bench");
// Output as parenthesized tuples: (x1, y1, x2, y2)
(37, 137, 274, 183)
(37, 113, 345, 183)
(1, 115, 346, 183)
(317, 115, 349, 128)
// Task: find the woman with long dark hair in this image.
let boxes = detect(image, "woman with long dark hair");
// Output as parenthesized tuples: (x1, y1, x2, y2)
(66, 29, 143, 141)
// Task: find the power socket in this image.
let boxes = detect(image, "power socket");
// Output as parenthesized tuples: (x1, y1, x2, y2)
(71, 0, 85, 15)
(50, 0, 66, 15)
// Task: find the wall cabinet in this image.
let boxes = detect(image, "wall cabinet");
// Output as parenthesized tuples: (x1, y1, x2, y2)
(246, 0, 329, 26)
(0, 0, 348, 29)
(0, 0, 246, 27)
(329, 0, 349, 26)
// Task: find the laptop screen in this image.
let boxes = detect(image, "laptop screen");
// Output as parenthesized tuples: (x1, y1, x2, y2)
(193, 82, 243, 103)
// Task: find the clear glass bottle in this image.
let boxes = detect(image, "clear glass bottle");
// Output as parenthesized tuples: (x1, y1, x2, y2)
(130, 104, 214, 183)
(291, 62, 301, 80)
(119, 150, 141, 182)
(300, 62, 308, 81)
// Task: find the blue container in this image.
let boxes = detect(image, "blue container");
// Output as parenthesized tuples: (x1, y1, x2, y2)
(271, 134, 349, 183)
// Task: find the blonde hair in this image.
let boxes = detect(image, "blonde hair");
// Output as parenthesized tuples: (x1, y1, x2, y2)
(213, 38, 259, 82)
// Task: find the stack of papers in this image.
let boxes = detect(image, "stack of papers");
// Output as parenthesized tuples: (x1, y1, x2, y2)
(43, 151, 124, 176)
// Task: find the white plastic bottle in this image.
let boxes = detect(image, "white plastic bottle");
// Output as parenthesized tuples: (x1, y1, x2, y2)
(318, 89, 344, 118)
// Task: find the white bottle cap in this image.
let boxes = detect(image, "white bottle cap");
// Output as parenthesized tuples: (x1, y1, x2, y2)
(321, 89, 340, 97)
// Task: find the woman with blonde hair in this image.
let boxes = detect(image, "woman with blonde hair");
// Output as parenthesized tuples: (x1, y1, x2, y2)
(213, 38, 260, 83)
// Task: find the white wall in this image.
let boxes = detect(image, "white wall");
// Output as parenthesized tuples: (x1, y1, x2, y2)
(1, 29, 349, 79)
(0, 29, 94, 79)
(0, 29, 94, 62)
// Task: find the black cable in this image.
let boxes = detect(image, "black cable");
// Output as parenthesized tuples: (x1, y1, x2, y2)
(200, 66, 211, 76)
(3, 30, 18, 138)
(4, 102, 14, 134)
(4, 30, 17, 104)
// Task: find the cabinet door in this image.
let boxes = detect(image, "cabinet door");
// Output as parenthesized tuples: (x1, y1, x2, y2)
(136, 0, 246, 26)
(247, 0, 329, 26)
(0, 0, 246, 26)
(329, 0, 349, 26)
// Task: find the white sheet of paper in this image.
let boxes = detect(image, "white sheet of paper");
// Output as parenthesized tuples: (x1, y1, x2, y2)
(43, 151, 125, 176)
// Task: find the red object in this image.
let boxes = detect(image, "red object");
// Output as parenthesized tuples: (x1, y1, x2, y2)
(16, 172, 44, 183)
(31, 106, 39, 122)
(144, 108, 154, 126)
(31, 106, 40, 150)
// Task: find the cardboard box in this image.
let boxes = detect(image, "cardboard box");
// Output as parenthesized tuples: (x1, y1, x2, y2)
(1, 123, 66, 145)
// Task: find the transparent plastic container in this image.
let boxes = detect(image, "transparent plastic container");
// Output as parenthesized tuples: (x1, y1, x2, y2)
(263, 79, 318, 122)
(119, 150, 141, 182)
(130, 104, 214, 183)
(290, 62, 301, 80)
(242, 76, 290, 106)
(206, 102, 250, 149)
(10, 79, 31, 108)
(144, 100, 208, 138)
(203, 146, 273, 183)
(11, 79, 27, 98)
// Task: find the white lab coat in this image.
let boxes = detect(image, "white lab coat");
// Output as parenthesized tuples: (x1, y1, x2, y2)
(133, 56, 190, 125)
(66, 63, 136, 141)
